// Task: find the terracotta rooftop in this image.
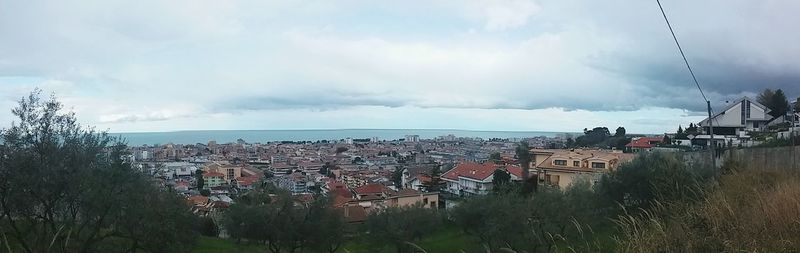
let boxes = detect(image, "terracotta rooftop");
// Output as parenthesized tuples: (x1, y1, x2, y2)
(442, 163, 497, 181)
(626, 137, 665, 148)
(353, 183, 390, 195)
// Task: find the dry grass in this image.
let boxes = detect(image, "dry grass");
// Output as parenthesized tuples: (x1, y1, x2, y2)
(614, 164, 800, 253)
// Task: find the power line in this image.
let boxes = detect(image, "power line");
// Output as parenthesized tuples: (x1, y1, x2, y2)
(655, 0, 708, 103)
(655, 0, 718, 170)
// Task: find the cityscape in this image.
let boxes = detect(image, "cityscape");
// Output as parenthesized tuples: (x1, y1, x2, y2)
(2, 0, 800, 253)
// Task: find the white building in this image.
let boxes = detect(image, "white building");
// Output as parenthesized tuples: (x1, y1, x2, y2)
(440, 163, 522, 197)
(697, 97, 772, 146)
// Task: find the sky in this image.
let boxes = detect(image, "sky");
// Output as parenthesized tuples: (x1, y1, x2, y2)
(1, 0, 798, 134)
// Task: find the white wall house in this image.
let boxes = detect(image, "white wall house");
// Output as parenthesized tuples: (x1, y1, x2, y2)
(697, 97, 772, 139)
(441, 163, 497, 197)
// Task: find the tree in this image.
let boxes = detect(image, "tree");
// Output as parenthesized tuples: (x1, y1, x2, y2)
(0, 91, 196, 253)
(421, 165, 446, 193)
(196, 216, 220, 237)
(575, 127, 611, 147)
(224, 189, 345, 253)
(758, 88, 790, 118)
(596, 152, 712, 211)
(452, 185, 603, 253)
(686, 123, 699, 135)
(335, 147, 348, 154)
(515, 141, 534, 194)
(491, 169, 511, 191)
(391, 167, 404, 189)
(363, 204, 441, 253)
(319, 162, 332, 176)
(488, 152, 502, 164)
(196, 168, 205, 189)
(615, 126, 627, 137)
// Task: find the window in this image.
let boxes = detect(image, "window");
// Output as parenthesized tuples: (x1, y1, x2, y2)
(753, 121, 759, 128)
(741, 101, 746, 125)
(547, 175, 560, 186)
(554, 160, 567, 166)
(423, 198, 429, 204)
(573, 161, 580, 167)
(591, 162, 606, 169)
(746, 100, 751, 118)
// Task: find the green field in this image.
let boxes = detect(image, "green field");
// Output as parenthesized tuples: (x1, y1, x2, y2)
(193, 225, 617, 253)
(192, 226, 481, 253)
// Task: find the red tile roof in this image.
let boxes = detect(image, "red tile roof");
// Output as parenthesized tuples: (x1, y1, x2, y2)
(236, 176, 260, 186)
(504, 165, 524, 178)
(353, 183, 389, 195)
(187, 195, 209, 206)
(442, 163, 497, 181)
(415, 174, 432, 184)
(625, 137, 665, 148)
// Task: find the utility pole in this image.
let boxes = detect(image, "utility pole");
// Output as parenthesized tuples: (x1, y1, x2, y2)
(707, 101, 716, 170)
(792, 106, 797, 171)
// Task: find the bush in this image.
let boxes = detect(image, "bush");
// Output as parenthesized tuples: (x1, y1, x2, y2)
(597, 152, 712, 212)
(615, 168, 800, 253)
(197, 217, 220, 237)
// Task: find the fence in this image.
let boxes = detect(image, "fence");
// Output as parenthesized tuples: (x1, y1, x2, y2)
(683, 146, 800, 172)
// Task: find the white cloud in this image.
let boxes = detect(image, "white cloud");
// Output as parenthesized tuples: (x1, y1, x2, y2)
(464, 0, 542, 31)
(0, 0, 797, 134)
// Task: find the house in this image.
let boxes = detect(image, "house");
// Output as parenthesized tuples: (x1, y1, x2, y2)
(441, 163, 498, 197)
(407, 174, 432, 191)
(235, 175, 260, 190)
(531, 149, 634, 188)
(625, 136, 665, 153)
(696, 97, 772, 146)
(387, 188, 439, 209)
(203, 162, 243, 183)
(203, 172, 226, 189)
(276, 172, 310, 195)
(353, 184, 391, 200)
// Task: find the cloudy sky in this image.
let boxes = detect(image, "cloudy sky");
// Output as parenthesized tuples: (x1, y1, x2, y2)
(1, 0, 798, 134)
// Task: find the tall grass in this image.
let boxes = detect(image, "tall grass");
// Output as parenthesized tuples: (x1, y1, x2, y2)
(614, 160, 800, 252)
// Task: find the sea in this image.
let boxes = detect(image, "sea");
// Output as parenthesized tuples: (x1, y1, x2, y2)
(110, 129, 572, 146)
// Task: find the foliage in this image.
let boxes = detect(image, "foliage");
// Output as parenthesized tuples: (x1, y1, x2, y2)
(223, 189, 345, 253)
(451, 182, 605, 253)
(196, 169, 205, 189)
(488, 152, 502, 164)
(421, 165, 446, 193)
(391, 167, 404, 189)
(362, 204, 441, 253)
(576, 127, 611, 146)
(615, 164, 800, 253)
(614, 126, 626, 137)
(757, 88, 791, 118)
(335, 147, 348, 154)
(574, 126, 631, 150)
(596, 152, 712, 212)
(196, 217, 220, 237)
(491, 169, 511, 191)
(515, 141, 534, 194)
(0, 91, 196, 253)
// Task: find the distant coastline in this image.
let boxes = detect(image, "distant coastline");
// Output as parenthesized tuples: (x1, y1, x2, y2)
(109, 129, 578, 146)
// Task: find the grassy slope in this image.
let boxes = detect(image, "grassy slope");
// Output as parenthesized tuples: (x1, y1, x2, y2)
(192, 227, 482, 253)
